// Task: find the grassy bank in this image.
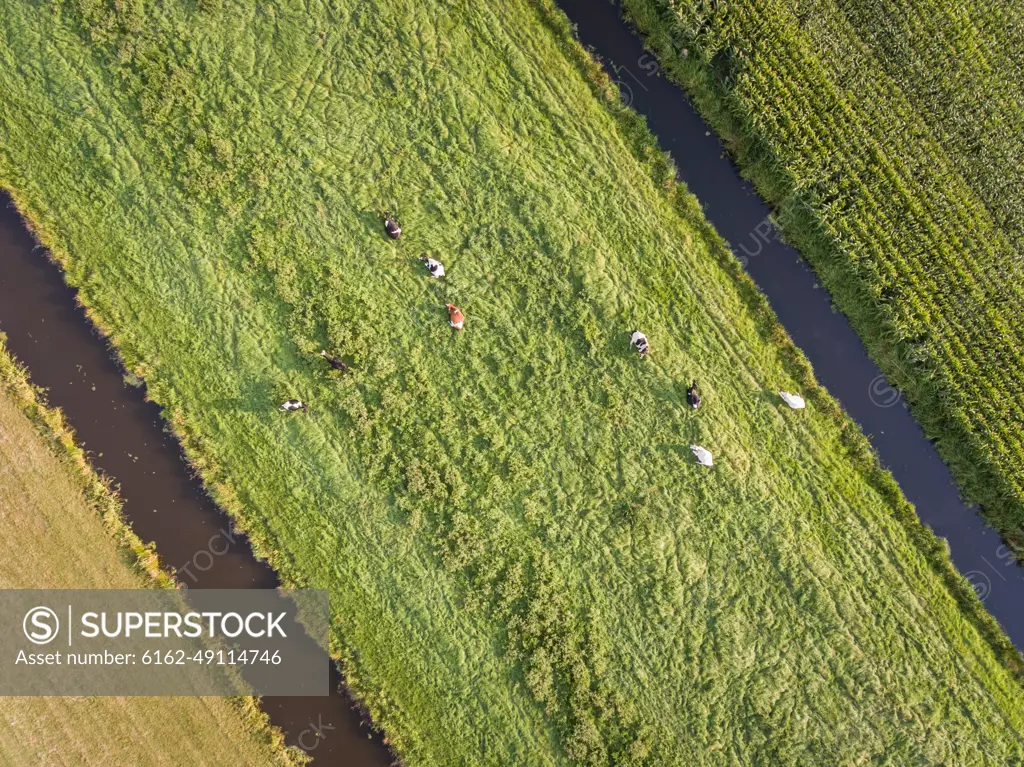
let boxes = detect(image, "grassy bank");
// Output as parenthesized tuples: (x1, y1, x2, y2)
(0, 338, 302, 766)
(2, 0, 1024, 763)
(618, 0, 1024, 542)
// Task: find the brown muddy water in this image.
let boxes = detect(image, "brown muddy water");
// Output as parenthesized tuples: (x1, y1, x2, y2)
(0, 191, 393, 766)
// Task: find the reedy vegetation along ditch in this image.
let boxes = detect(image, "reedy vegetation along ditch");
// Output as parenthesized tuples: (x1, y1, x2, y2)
(1, 0, 1024, 764)
(0, 338, 301, 766)
(620, 0, 1024, 543)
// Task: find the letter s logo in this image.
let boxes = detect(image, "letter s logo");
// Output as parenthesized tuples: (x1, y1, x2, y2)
(23, 606, 60, 645)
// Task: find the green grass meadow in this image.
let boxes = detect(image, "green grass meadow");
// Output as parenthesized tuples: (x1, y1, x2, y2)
(0, 340, 301, 766)
(1, 0, 1023, 764)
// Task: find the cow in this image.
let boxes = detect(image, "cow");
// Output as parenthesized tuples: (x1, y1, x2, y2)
(420, 255, 445, 278)
(446, 303, 465, 330)
(630, 330, 650, 358)
(383, 210, 402, 239)
(687, 381, 702, 409)
(320, 351, 348, 372)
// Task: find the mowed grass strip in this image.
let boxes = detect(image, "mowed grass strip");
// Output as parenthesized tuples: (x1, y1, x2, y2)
(0, 341, 300, 767)
(0, 0, 1023, 764)
(620, 0, 1024, 541)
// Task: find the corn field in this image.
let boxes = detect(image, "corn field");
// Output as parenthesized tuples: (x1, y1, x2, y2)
(623, 0, 1024, 539)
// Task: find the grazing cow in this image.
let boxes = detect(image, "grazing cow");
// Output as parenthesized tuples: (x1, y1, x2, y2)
(778, 391, 806, 409)
(630, 330, 650, 358)
(446, 303, 465, 330)
(420, 254, 445, 278)
(687, 380, 702, 409)
(279, 400, 308, 413)
(690, 444, 714, 467)
(383, 210, 402, 240)
(320, 350, 348, 373)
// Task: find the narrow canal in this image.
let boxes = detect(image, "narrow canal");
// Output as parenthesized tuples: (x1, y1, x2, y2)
(555, 0, 1024, 647)
(0, 191, 393, 766)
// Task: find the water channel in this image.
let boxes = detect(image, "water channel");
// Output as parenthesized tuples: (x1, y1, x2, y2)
(0, 192, 393, 766)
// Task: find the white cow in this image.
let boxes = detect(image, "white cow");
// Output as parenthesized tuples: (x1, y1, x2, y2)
(690, 444, 713, 467)
(778, 391, 806, 409)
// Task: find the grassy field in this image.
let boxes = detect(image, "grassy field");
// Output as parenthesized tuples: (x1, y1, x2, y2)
(0, 340, 301, 766)
(1, 0, 1024, 764)
(620, 0, 1024, 543)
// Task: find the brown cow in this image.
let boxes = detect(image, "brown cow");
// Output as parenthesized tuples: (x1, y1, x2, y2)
(446, 303, 465, 330)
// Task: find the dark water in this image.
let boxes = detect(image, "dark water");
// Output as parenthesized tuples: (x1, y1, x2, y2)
(0, 191, 393, 766)
(556, 0, 1024, 647)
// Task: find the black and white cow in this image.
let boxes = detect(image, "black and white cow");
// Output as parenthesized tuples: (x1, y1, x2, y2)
(420, 255, 445, 278)
(383, 210, 402, 239)
(630, 330, 650, 358)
